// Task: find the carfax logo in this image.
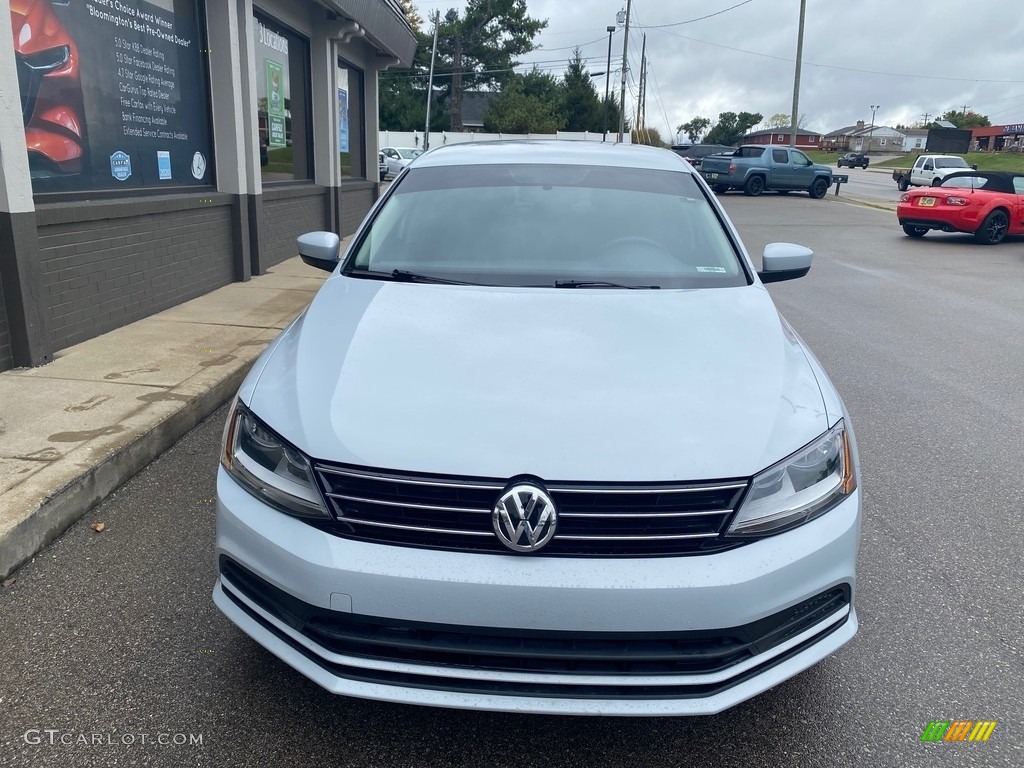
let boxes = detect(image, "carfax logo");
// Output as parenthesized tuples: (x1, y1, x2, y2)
(157, 151, 172, 180)
(110, 151, 132, 182)
(920, 720, 997, 742)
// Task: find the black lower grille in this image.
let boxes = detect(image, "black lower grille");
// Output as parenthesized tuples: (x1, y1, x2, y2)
(310, 463, 750, 557)
(221, 558, 850, 693)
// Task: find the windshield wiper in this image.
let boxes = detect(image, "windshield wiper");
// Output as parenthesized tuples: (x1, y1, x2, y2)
(348, 269, 475, 285)
(391, 269, 475, 285)
(553, 280, 660, 289)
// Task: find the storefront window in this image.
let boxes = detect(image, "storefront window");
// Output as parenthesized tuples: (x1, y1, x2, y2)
(337, 60, 364, 178)
(14, 0, 213, 194)
(254, 13, 312, 181)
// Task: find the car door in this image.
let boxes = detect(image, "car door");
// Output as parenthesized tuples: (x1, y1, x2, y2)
(1012, 176, 1024, 233)
(790, 150, 816, 188)
(770, 148, 797, 188)
(915, 158, 935, 186)
(384, 149, 401, 176)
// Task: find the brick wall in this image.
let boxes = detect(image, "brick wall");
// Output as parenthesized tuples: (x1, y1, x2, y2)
(0, 268, 11, 371)
(340, 186, 376, 236)
(261, 186, 329, 267)
(36, 198, 235, 352)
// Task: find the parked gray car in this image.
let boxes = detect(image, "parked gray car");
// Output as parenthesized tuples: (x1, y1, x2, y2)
(214, 141, 861, 716)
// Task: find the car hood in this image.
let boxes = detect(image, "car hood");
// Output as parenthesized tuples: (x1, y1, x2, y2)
(248, 277, 829, 481)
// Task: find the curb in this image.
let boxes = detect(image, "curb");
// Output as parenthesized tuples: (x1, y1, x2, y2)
(0, 362, 251, 580)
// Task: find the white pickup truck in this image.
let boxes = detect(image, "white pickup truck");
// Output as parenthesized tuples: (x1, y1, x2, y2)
(892, 155, 975, 191)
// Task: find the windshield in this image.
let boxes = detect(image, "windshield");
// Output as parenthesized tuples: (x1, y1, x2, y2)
(397, 148, 423, 159)
(345, 164, 747, 289)
(935, 157, 970, 169)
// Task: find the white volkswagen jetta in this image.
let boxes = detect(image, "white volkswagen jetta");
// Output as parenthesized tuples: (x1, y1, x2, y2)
(214, 141, 860, 716)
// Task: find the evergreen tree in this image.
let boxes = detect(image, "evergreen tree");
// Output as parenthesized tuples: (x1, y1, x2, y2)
(561, 49, 602, 132)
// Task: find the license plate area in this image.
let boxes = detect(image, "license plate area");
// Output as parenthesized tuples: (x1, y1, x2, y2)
(705, 172, 719, 180)
(919, 197, 936, 207)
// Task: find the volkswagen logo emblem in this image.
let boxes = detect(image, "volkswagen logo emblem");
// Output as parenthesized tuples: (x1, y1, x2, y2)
(492, 483, 558, 553)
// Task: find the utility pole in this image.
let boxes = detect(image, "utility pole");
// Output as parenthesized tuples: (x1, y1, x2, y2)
(788, 0, 806, 148)
(617, 0, 632, 143)
(602, 25, 615, 142)
(921, 112, 931, 126)
(638, 34, 647, 136)
(423, 12, 439, 150)
(961, 104, 971, 117)
(868, 104, 879, 154)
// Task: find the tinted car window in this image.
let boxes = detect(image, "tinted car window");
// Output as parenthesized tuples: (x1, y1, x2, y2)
(348, 164, 747, 289)
(935, 157, 969, 169)
(772, 149, 788, 163)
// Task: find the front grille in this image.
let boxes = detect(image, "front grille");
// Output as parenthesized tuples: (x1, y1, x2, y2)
(310, 463, 750, 557)
(221, 558, 851, 697)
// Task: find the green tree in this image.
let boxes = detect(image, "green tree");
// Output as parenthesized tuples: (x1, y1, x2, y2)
(434, 0, 547, 132)
(483, 80, 562, 133)
(631, 126, 666, 147)
(704, 111, 763, 145)
(396, 0, 425, 30)
(677, 116, 710, 143)
(600, 94, 622, 137)
(379, 6, 448, 131)
(931, 109, 991, 129)
(561, 48, 602, 132)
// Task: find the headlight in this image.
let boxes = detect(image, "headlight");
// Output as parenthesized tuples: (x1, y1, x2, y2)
(221, 401, 328, 518)
(727, 420, 856, 536)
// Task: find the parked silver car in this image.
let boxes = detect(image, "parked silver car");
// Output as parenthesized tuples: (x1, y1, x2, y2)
(214, 141, 861, 716)
(379, 146, 422, 178)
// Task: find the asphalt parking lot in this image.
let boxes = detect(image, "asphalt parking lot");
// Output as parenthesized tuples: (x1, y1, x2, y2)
(1, 193, 1021, 768)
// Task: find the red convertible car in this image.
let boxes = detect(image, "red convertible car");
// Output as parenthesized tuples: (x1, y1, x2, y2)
(897, 171, 1024, 245)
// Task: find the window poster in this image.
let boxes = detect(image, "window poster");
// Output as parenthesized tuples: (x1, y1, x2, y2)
(13, 0, 214, 192)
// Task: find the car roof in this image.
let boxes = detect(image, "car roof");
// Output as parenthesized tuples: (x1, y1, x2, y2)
(414, 140, 694, 173)
(940, 170, 1023, 191)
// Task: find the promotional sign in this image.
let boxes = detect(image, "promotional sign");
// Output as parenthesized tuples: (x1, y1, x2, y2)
(13, 0, 213, 192)
(338, 88, 349, 153)
(265, 59, 286, 148)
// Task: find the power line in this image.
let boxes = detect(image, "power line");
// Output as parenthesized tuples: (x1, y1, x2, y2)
(636, 0, 756, 29)
(649, 28, 1024, 84)
(628, 2, 674, 142)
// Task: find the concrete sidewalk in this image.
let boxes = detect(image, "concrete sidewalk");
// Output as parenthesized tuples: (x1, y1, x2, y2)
(0, 255, 331, 580)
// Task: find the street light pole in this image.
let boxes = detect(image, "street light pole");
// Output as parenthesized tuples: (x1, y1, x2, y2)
(788, 0, 806, 148)
(602, 25, 615, 142)
(617, 0, 632, 143)
(423, 12, 440, 151)
(868, 104, 880, 154)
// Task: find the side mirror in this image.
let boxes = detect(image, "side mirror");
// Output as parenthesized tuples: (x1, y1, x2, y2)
(758, 243, 813, 283)
(971, 164, 978, 170)
(297, 231, 341, 272)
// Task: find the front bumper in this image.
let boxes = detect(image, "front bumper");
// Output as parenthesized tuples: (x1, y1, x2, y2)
(214, 468, 860, 715)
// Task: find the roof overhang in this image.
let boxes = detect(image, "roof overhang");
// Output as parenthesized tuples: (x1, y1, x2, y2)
(316, 0, 417, 67)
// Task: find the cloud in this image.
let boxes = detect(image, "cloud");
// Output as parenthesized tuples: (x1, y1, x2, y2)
(426, 0, 1024, 139)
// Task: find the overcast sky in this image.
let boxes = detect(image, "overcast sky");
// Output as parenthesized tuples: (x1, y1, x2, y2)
(412, 0, 1024, 140)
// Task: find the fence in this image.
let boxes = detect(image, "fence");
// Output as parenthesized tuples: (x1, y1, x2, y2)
(378, 130, 631, 148)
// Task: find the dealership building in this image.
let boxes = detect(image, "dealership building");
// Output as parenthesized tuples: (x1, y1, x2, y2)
(0, 0, 415, 372)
